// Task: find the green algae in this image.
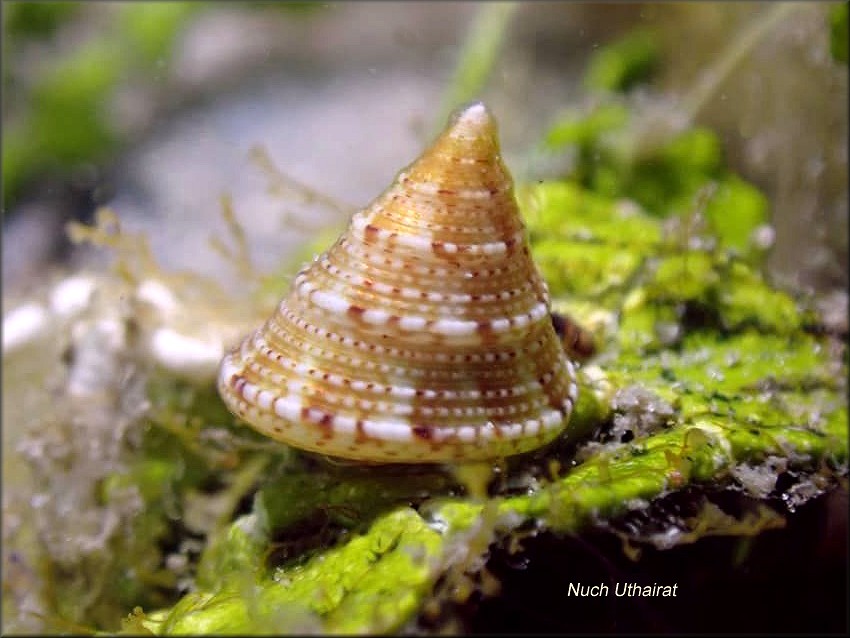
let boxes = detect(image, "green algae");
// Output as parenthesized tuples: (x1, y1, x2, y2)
(703, 175, 769, 254)
(3, 2, 202, 205)
(541, 94, 773, 238)
(543, 103, 631, 150)
(3, 1, 81, 38)
(162, 509, 443, 634)
(830, 1, 848, 64)
(521, 182, 660, 304)
(583, 28, 660, 93)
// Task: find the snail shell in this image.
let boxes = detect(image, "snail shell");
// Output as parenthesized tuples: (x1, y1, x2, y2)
(217, 102, 578, 463)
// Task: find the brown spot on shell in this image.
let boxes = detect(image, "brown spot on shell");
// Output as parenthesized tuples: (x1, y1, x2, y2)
(364, 224, 381, 242)
(231, 375, 247, 394)
(411, 425, 434, 440)
(355, 419, 368, 443)
(301, 406, 334, 439)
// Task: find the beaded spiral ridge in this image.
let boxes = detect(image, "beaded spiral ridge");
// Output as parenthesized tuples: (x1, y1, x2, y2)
(217, 102, 578, 462)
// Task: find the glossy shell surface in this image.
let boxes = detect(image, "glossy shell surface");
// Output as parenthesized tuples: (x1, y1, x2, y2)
(217, 102, 578, 462)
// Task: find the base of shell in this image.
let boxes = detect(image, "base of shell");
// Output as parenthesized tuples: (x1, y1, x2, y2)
(218, 352, 577, 463)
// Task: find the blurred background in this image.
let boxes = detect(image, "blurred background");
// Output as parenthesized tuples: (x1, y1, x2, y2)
(2, 3, 847, 633)
(2, 1, 847, 300)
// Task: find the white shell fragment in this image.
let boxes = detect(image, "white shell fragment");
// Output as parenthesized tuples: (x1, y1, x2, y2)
(3, 303, 49, 353)
(49, 275, 96, 318)
(217, 102, 579, 462)
(150, 327, 225, 378)
(135, 278, 181, 316)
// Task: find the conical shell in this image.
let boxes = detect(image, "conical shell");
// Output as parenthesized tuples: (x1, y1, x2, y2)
(218, 102, 578, 463)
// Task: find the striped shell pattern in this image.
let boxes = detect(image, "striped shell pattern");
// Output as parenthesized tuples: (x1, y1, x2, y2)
(217, 102, 578, 463)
